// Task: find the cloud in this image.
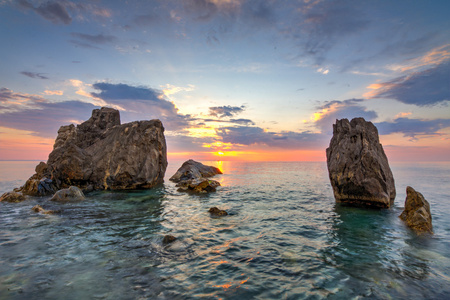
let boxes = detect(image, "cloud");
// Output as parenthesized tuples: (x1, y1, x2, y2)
(366, 63, 450, 106)
(387, 44, 450, 73)
(91, 82, 191, 131)
(375, 117, 450, 140)
(43, 90, 63, 96)
(209, 105, 245, 118)
(0, 87, 97, 137)
(18, 0, 72, 24)
(295, 0, 370, 65)
(20, 71, 48, 80)
(215, 125, 326, 149)
(201, 118, 255, 125)
(70, 32, 118, 44)
(311, 99, 378, 133)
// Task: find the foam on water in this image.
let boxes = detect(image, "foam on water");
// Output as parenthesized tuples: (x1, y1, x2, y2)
(0, 161, 449, 299)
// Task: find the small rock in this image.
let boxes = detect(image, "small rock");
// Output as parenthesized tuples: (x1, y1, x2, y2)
(176, 178, 221, 193)
(51, 186, 86, 202)
(209, 207, 228, 216)
(399, 186, 433, 234)
(162, 235, 177, 245)
(31, 205, 54, 214)
(0, 191, 25, 203)
(170, 159, 222, 183)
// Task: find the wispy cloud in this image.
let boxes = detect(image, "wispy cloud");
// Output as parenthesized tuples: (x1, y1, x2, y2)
(215, 125, 326, 149)
(20, 71, 48, 80)
(365, 63, 450, 106)
(310, 99, 378, 133)
(0, 87, 96, 137)
(18, 0, 72, 24)
(70, 32, 117, 44)
(17, 0, 112, 24)
(209, 105, 245, 118)
(376, 117, 450, 140)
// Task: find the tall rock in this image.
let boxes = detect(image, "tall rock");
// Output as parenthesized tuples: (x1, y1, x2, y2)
(326, 118, 395, 208)
(20, 107, 167, 195)
(399, 186, 433, 234)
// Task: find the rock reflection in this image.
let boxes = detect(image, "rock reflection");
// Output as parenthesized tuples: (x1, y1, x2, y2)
(321, 203, 432, 298)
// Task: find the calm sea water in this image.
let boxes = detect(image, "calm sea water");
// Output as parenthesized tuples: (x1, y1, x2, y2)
(0, 160, 449, 299)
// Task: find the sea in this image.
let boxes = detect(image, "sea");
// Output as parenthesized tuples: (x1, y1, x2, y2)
(0, 160, 449, 300)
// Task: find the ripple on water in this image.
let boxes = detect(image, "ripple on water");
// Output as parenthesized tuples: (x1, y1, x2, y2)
(1, 162, 450, 299)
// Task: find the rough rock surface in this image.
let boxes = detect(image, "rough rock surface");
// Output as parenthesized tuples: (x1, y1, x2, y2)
(0, 191, 25, 203)
(170, 160, 222, 193)
(16, 107, 167, 195)
(51, 186, 86, 202)
(176, 178, 221, 193)
(326, 118, 396, 208)
(400, 186, 433, 234)
(209, 207, 228, 216)
(169, 159, 222, 182)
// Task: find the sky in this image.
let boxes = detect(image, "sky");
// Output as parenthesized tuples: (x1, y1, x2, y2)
(0, 0, 449, 162)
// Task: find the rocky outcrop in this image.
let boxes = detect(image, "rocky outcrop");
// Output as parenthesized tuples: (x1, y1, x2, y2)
(51, 186, 86, 202)
(170, 160, 222, 193)
(16, 107, 167, 196)
(326, 118, 396, 208)
(209, 207, 228, 216)
(400, 186, 433, 234)
(0, 191, 25, 203)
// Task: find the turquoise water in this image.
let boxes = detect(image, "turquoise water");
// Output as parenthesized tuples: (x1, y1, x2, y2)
(0, 161, 449, 299)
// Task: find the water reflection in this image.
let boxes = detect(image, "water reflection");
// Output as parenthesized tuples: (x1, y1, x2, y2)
(322, 203, 432, 298)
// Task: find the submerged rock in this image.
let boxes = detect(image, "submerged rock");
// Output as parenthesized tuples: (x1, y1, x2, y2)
(209, 207, 228, 216)
(51, 186, 86, 202)
(31, 205, 54, 214)
(162, 235, 177, 245)
(170, 160, 222, 193)
(326, 118, 396, 208)
(400, 186, 433, 234)
(0, 191, 25, 203)
(15, 107, 167, 196)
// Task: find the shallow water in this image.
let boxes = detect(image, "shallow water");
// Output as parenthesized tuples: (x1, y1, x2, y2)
(0, 161, 449, 299)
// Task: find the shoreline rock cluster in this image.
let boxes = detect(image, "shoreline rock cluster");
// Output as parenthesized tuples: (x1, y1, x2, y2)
(0, 111, 433, 235)
(169, 159, 222, 193)
(1, 107, 167, 201)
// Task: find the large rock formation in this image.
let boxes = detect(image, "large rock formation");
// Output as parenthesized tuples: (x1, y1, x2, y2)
(326, 118, 396, 208)
(400, 186, 433, 234)
(170, 160, 222, 193)
(17, 107, 167, 195)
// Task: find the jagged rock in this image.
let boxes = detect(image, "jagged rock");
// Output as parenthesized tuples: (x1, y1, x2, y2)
(326, 118, 396, 208)
(14, 107, 167, 195)
(0, 191, 25, 203)
(51, 186, 86, 202)
(400, 186, 433, 234)
(162, 235, 177, 245)
(209, 207, 228, 216)
(169, 159, 222, 183)
(31, 205, 54, 214)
